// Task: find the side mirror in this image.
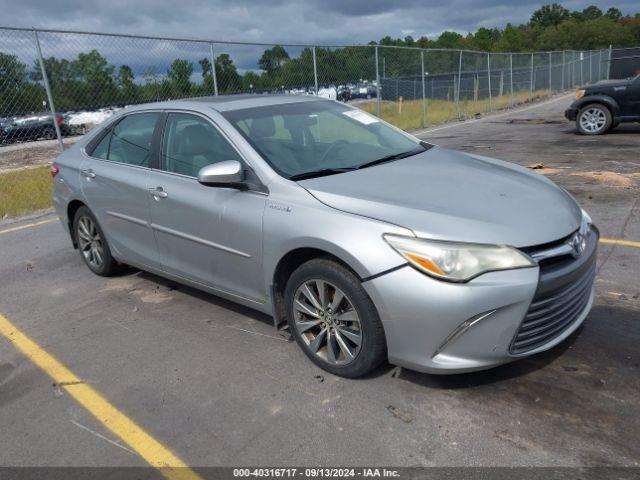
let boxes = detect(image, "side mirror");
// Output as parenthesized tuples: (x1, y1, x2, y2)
(197, 160, 245, 188)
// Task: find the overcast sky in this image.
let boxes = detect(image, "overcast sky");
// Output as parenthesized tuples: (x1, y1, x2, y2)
(1, 0, 638, 45)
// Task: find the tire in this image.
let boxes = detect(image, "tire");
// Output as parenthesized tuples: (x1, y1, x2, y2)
(284, 258, 386, 378)
(73, 206, 121, 276)
(576, 104, 611, 135)
(42, 127, 56, 140)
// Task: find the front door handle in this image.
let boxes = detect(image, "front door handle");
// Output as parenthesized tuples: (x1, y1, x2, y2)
(81, 168, 96, 179)
(148, 187, 168, 199)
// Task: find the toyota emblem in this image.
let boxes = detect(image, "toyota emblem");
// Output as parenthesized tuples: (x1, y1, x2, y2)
(568, 232, 586, 257)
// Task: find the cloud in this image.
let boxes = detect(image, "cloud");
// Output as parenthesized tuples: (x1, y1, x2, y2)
(1, 0, 637, 71)
(2, 0, 638, 46)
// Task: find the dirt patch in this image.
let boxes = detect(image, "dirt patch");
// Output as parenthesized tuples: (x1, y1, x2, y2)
(500, 118, 564, 125)
(527, 163, 565, 175)
(0, 138, 80, 173)
(569, 171, 638, 188)
(533, 168, 564, 175)
(102, 275, 176, 304)
(0, 145, 59, 173)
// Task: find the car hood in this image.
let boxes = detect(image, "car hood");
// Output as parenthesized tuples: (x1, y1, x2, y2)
(298, 147, 581, 247)
(587, 78, 631, 89)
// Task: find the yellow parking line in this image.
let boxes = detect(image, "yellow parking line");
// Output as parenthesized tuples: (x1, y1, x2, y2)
(600, 237, 640, 248)
(0, 313, 202, 480)
(0, 218, 56, 235)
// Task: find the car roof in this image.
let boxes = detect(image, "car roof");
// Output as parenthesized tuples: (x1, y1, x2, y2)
(126, 94, 327, 113)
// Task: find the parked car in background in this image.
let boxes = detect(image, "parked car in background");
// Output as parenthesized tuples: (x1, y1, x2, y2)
(52, 95, 596, 378)
(565, 74, 640, 134)
(0, 112, 70, 145)
(350, 83, 377, 99)
(337, 86, 352, 102)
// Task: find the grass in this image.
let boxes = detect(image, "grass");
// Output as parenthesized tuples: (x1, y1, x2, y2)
(360, 89, 552, 130)
(0, 167, 53, 219)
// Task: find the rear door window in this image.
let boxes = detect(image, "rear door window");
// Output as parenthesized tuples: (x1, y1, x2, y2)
(90, 112, 160, 167)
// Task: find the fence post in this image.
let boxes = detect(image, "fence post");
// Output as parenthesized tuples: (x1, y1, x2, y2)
(421, 50, 427, 128)
(375, 46, 381, 117)
(598, 50, 602, 81)
(509, 53, 513, 106)
(529, 53, 534, 98)
(312, 46, 319, 95)
(33, 29, 63, 153)
(548, 51, 552, 92)
(456, 50, 462, 118)
(209, 43, 218, 96)
(487, 53, 492, 111)
(607, 45, 612, 80)
(561, 50, 565, 90)
(589, 51, 592, 83)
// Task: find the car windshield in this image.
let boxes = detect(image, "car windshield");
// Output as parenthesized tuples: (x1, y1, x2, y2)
(222, 101, 427, 179)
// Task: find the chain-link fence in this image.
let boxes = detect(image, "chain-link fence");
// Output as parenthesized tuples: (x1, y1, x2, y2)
(0, 26, 630, 217)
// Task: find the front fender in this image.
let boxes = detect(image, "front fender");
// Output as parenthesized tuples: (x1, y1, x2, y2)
(571, 94, 621, 117)
(262, 186, 413, 305)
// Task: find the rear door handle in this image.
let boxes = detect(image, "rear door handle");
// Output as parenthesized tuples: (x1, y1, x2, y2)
(81, 168, 96, 179)
(148, 187, 168, 199)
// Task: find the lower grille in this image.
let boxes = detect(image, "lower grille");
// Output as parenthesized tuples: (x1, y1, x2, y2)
(510, 255, 596, 355)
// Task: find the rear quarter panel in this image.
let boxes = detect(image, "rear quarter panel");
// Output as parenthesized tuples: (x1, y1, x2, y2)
(52, 146, 84, 233)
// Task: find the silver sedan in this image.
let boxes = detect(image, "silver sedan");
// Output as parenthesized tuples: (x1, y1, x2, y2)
(52, 95, 597, 377)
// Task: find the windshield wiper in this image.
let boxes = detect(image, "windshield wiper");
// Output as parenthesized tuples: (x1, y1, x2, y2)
(355, 146, 428, 170)
(289, 167, 357, 181)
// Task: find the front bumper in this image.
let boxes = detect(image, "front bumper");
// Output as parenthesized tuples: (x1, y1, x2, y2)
(565, 107, 579, 121)
(363, 228, 597, 374)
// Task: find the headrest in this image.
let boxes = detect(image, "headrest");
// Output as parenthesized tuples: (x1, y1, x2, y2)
(180, 124, 212, 155)
(249, 116, 275, 138)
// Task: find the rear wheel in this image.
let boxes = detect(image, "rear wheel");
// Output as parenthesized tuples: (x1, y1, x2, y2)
(576, 104, 611, 135)
(73, 206, 121, 276)
(42, 127, 56, 140)
(284, 258, 386, 378)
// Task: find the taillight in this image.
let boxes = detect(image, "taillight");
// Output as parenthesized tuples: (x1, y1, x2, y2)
(56, 116, 63, 126)
(50, 162, 60, 178)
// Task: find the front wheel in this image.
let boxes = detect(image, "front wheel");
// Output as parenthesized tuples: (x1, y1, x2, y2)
(284, 258, 386, 378)
(576, 104, 611, 135)
(73, 206, 121, 276)
(42, 127, 56, 140)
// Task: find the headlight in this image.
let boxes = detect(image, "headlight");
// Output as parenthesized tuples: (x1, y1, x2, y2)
(383, 234, 536, 282)
(575, 89, 585, 100)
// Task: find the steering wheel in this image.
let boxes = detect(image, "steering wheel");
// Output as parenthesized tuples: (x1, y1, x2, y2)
(319, 140, 349, 165)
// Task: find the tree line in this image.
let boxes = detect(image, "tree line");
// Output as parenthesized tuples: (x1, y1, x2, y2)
(1, 3, 639, 116)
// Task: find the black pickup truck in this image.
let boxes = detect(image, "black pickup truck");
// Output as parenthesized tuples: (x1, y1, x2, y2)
(565, 74, 640, 135)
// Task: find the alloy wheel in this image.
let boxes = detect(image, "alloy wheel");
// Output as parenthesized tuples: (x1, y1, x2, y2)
(292, 279, 362, 366)
(579, 107, 607, 133)
(77, 216, 104, 269)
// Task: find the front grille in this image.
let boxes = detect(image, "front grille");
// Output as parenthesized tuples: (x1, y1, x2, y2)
(511, 263, 595, 354)
(510, 226, 598, 355)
